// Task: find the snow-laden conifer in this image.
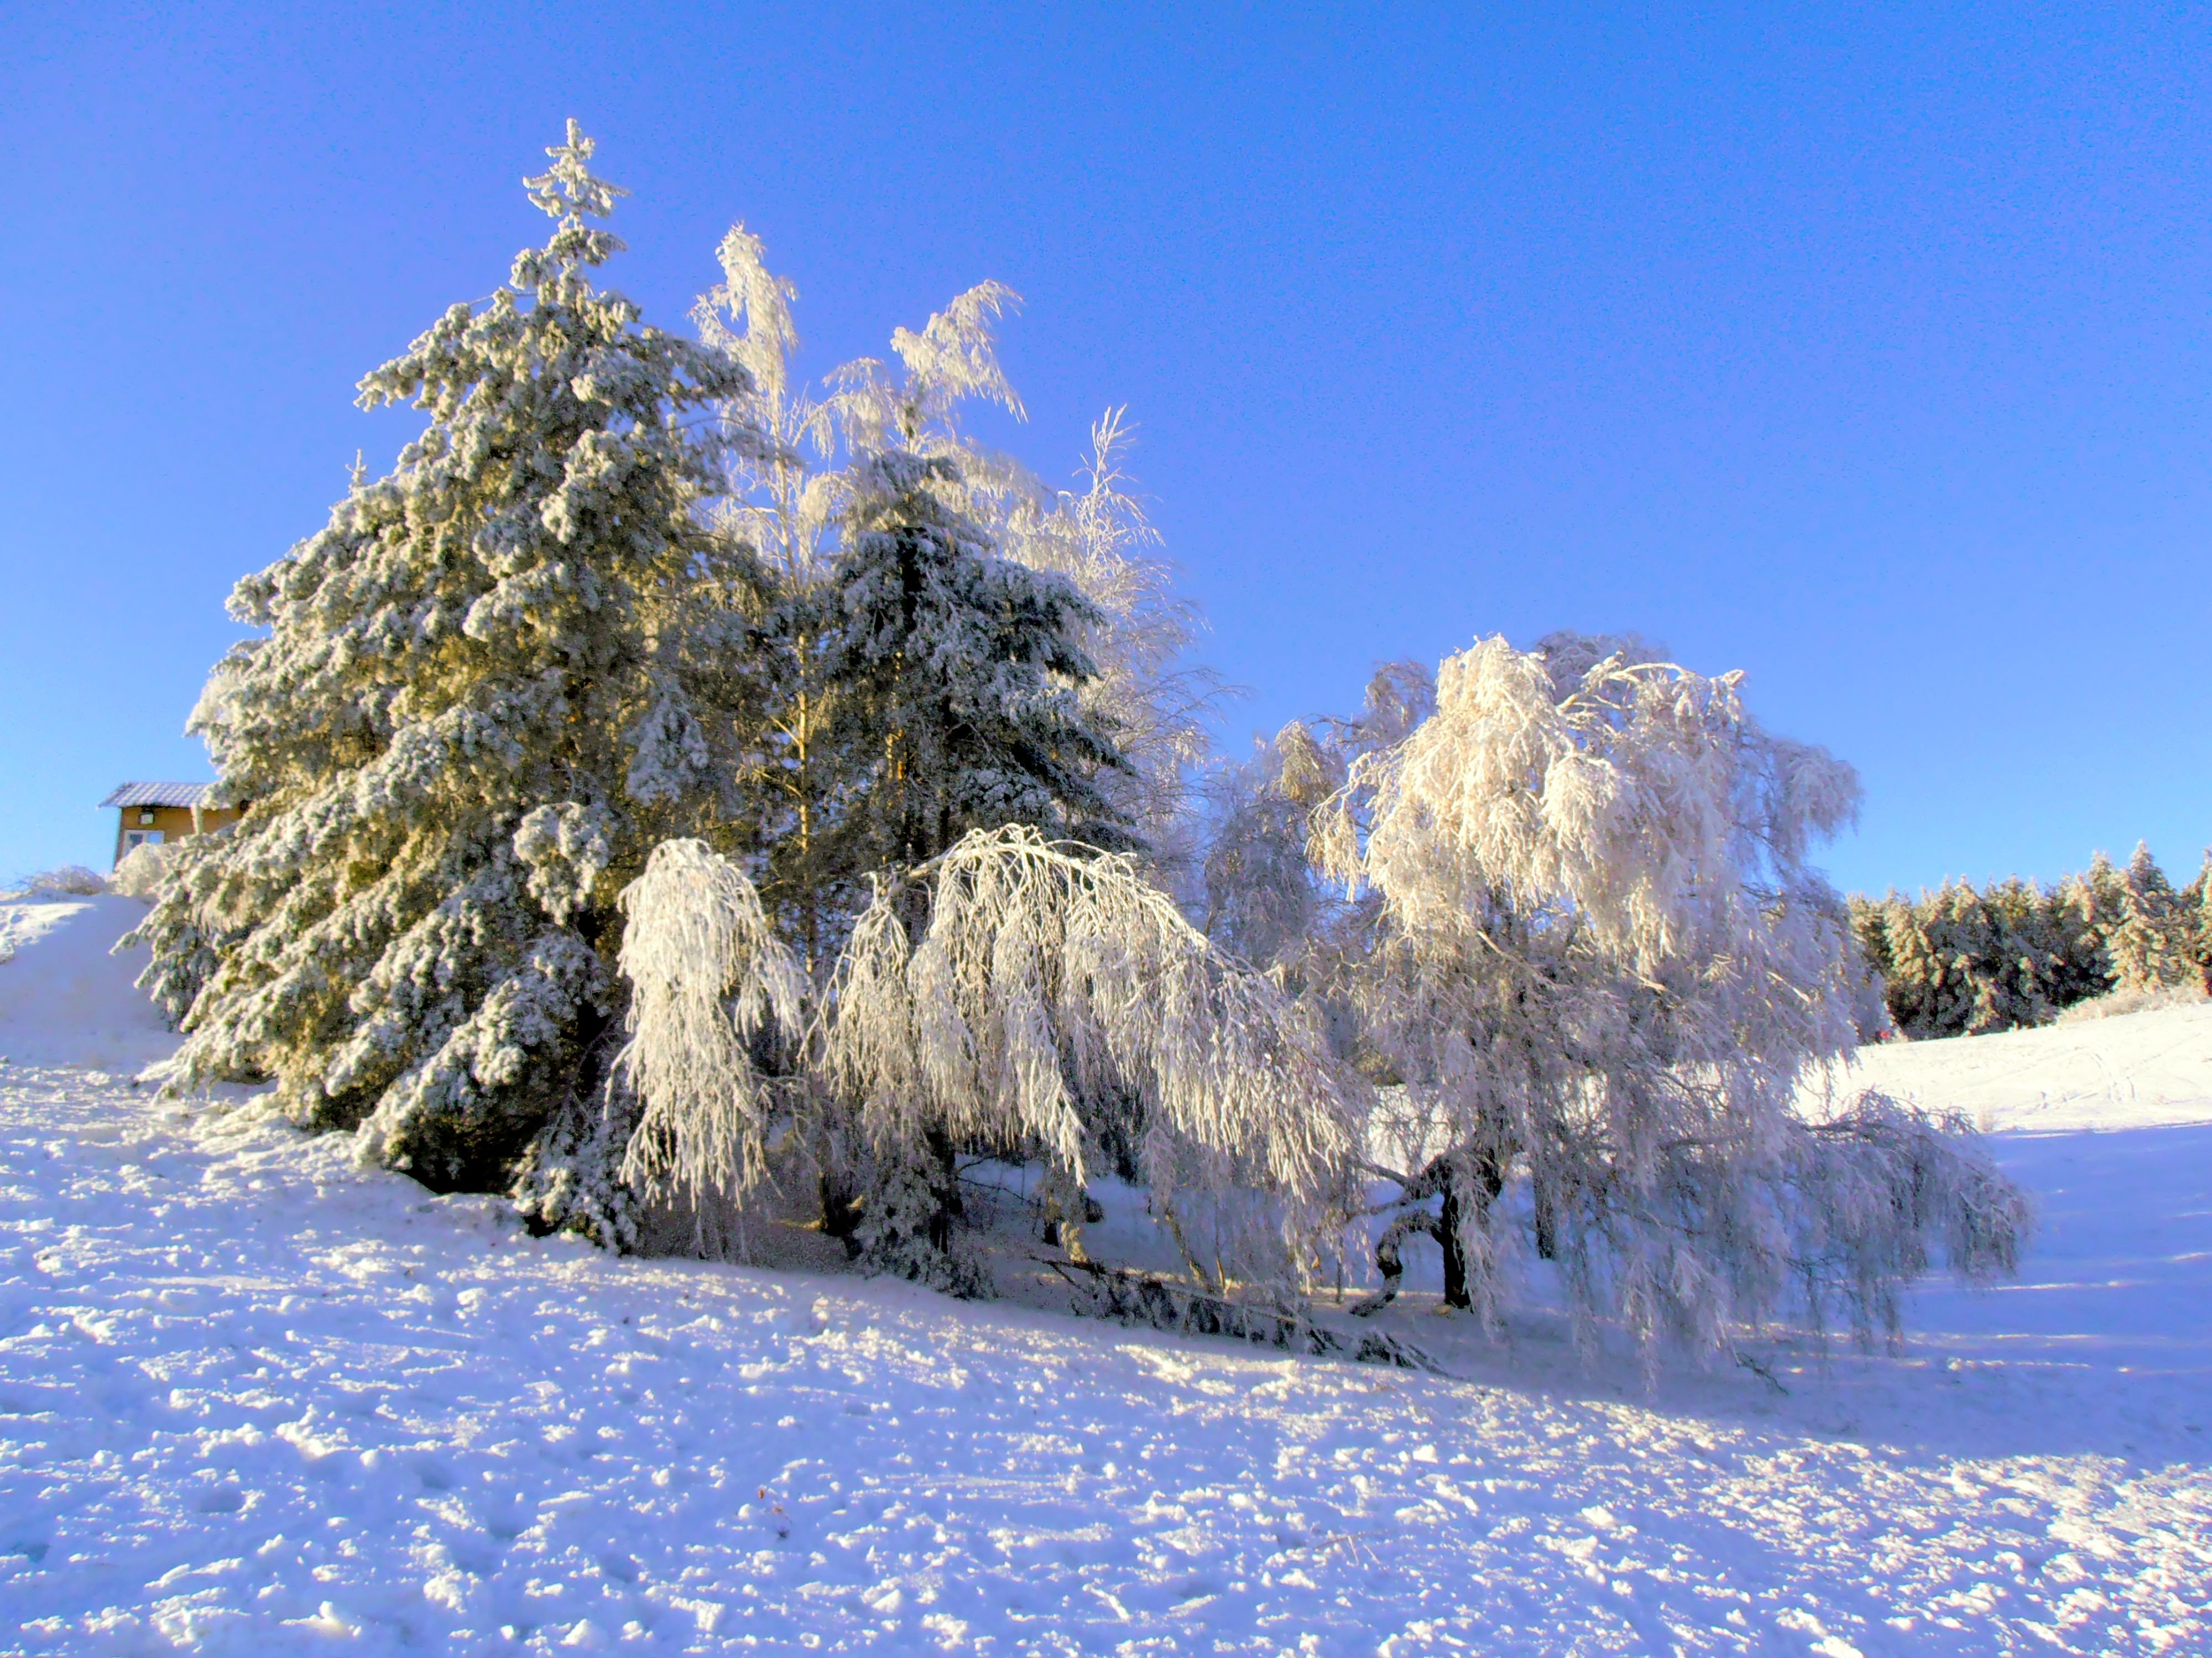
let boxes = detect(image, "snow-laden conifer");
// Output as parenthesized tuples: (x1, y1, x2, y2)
(2188, 850, 2212, 992)
(132, 124, 766, 1212)
(2106, 842, 2196, 993)
(827, 293, 1219, 872)
(815, 450, 1126, 877)
(1317, 633, 2027, 1359)
(692, 231, 1212, 940)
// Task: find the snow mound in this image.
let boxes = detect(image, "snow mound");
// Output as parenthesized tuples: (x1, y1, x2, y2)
(1807, 998, 2212, 1132)
(0, 894, 178, 1074)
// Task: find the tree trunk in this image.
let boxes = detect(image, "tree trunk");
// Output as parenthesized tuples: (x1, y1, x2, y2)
(923, 1127, 963, 1253)
(819, 1170, 863, 1256)
(1532, 1177, 1558, 1261)
(1436, 1172, 1470, 1311)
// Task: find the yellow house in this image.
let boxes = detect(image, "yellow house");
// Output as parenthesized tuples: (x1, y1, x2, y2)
(98, 782, 244, 867)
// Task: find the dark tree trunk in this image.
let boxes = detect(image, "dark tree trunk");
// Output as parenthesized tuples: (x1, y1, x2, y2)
(923, 1127, 963, 1253)
(1532, 1179, 1559, 1261)
(1358, 1150, 1507, 1317)
(819, 1171, 863, 1256)
(1436, 1172, 1470, 1311)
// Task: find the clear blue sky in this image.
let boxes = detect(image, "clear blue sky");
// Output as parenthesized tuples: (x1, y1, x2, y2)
(5, 4, 2208, 896)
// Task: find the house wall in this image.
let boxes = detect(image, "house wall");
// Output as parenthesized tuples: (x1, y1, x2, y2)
(112, 804, 243, 867)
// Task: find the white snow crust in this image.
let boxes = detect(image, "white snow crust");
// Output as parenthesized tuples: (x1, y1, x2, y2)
(1, 896, 2207, 1654)
(1809, 1003, 2212, 1133)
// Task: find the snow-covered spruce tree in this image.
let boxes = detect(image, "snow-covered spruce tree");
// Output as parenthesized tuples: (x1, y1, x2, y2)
(134, 124, 768, 1221)
(2067, 852, 2130, 990)
(1909, 878, 2061, 1037)
(1315, 633, 2027, 1362)
(691, 231, 1217, 948)
(2105, 841, 2197, 993)
(2188, 850, 2212, 990)
(1854, 869, 2115, 1039)
(811, 447, 1127, 891)
(613, 827, 1356, 1297)
(807, 273, 1218, 879)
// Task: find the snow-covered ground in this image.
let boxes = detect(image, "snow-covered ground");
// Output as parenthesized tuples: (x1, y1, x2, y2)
(1808, 1002, 2212, 1134)
(1, 896, 2206, 1655)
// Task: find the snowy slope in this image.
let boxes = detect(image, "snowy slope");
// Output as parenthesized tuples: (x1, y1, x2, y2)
(0, 895, 174, 1074)
(1807, 1002, 2212, 1133)
(1, 901, 2207, 1655)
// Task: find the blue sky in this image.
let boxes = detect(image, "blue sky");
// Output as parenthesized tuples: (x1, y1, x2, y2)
(4, 4, 2208, 895)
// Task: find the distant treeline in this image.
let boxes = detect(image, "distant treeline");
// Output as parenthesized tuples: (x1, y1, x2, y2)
(1850, 843, 2211, 1040)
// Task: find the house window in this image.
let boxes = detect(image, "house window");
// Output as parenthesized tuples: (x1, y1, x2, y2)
(137, 809, 156, 826)
(123, 830, 165, 851)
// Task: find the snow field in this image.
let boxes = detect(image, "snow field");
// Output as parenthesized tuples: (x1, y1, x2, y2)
(1, 895, 2208, 1655)
(1810, 1000, 2212, 1134)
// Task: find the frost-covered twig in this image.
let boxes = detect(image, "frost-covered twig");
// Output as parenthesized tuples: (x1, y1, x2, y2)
(1042, 1255, 1440, 1372)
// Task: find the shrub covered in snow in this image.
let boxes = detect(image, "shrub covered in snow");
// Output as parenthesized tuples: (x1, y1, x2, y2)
(106, 843, 171, 901)
(9, 866, 107, 899)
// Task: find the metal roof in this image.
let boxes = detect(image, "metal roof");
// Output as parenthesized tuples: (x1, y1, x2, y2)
(98, 781, 217, 810)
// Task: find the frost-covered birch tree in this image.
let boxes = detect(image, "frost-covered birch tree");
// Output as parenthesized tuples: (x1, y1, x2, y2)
(1201, 721, 1341, 970)
(613, 826, 1357, 1296)
(132, 124, 769, 1215)
(1317, 633, 2028, 1360)
(969, 411, 1223, 876)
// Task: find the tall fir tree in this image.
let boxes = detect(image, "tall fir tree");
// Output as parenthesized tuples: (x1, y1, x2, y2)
(812, 449, 1128, 887)
(134, 124, 768, 1212)
(2187, 850, 2212, 991)
(2106, 841, 2196, 992)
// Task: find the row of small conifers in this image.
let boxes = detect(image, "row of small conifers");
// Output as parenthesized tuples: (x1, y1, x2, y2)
(1851, 842, 2211, 1040)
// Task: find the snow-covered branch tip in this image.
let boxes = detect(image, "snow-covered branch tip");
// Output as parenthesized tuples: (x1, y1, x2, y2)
(1315, 633, 1861, 975)
(524, 118, 629, 222)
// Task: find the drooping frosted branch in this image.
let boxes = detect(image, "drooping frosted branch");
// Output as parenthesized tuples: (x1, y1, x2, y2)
(614, 839, 806, 1204)
(824, 825, 1356, 1286)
